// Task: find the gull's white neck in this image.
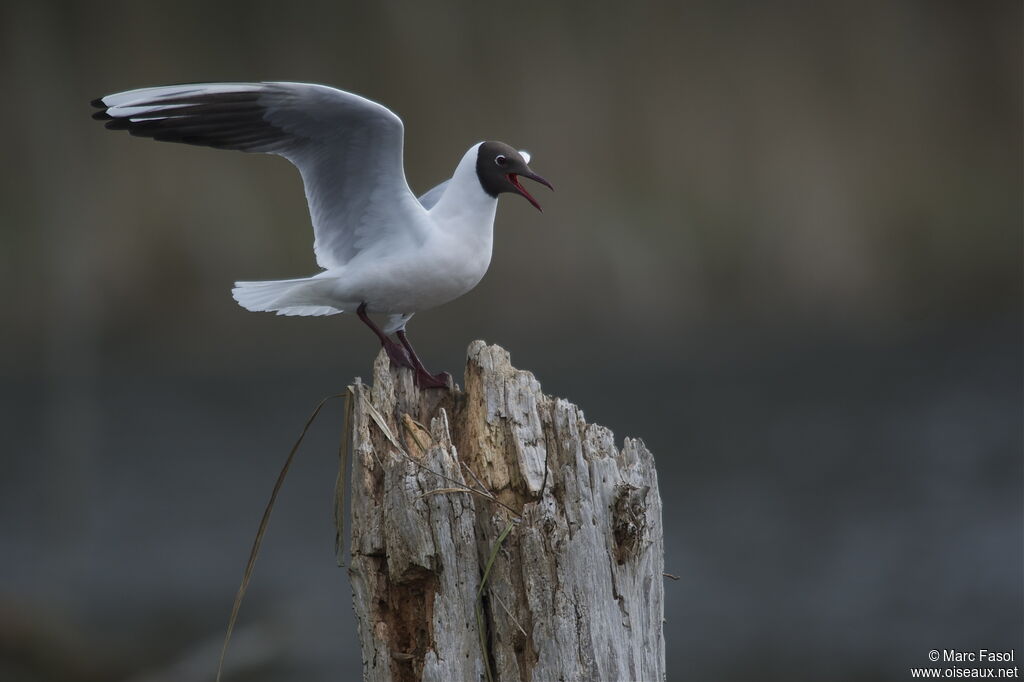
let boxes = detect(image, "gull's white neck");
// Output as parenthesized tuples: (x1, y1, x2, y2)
(428, 143, 498, 242)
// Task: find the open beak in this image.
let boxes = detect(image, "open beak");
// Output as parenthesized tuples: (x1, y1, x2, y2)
(507, 170, 554, 212)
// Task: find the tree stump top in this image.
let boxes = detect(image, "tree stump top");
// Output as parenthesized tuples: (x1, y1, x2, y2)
(346, 341, 665, 682)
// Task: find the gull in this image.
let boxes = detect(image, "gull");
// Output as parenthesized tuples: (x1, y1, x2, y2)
(91, 82, 552, 388)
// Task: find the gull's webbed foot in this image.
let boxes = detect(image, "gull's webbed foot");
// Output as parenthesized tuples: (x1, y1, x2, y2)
(415, 370, 452, 390)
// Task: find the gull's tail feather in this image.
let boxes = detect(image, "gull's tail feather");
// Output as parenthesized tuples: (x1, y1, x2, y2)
(232, 278, 343, 317)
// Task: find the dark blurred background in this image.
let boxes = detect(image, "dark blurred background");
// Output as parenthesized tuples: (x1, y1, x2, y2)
(1, 1, 1021, 680)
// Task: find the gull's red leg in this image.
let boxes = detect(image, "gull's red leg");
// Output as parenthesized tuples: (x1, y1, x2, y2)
(357, 303, 414, 370)
(396, 330, 451, 389)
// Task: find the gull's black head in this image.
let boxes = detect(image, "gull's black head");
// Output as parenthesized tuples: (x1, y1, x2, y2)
(475, 141, 553, 211)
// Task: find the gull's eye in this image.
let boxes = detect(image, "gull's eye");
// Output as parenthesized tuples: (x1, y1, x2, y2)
(495, 155, 507, 167)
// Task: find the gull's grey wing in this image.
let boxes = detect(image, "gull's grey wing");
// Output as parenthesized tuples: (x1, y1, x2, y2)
(417, 179, 450, 210)
(92, 82, 428, 268)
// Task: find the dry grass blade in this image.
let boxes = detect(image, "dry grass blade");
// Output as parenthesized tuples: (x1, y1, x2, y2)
(492, 590, 528, 639)
(367, 416, 523, 521)
(460, 460, 490, 495)
(215, 392, 347, 682)
(334, 388, 354, 567)
(476, 520, 515, 682)
(419, 486, 522, 520)
(400, 415, 431, 457)
(419, 486, 476, 498)
(363, 400, 402, 448)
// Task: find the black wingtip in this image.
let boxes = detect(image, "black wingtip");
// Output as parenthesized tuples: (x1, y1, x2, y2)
(90, 97, 106, 108)
(104, 118, 131, 130)
(91, 110, 112, 120)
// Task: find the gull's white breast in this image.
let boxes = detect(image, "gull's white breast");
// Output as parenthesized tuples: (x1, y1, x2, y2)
(325, 143, 499, 313)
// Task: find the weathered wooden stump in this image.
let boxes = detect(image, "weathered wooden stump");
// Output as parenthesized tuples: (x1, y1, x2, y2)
(345, 341, 665, 682)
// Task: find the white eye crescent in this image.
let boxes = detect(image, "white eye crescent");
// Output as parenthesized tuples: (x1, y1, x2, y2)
(495, 155, 507, 166)
(518, 150, 531, 164)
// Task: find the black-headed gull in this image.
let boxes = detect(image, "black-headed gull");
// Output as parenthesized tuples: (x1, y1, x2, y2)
(91, 82, 552, 388)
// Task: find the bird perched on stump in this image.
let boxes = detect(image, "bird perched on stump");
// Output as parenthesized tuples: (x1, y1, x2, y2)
(91, 81, 552, 388)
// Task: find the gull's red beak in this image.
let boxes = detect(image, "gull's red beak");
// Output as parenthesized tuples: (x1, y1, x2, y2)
(507, 170, 554, 212)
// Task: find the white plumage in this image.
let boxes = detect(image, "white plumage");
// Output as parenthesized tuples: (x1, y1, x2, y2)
(93, 81, 550, 385)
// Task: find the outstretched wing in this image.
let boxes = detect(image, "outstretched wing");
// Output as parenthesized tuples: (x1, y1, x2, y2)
(92, 82, 428, 268)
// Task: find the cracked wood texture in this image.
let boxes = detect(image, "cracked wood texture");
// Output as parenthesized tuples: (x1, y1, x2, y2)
(346, 341, 665, 682)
